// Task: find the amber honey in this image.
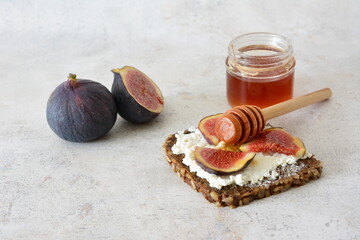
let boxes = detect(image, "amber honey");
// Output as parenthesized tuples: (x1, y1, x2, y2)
(226, 69, 294, 108)
(226, 33, 295, 108)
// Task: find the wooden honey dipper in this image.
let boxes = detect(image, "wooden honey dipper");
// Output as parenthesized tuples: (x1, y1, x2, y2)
(215, 88, 332, 144)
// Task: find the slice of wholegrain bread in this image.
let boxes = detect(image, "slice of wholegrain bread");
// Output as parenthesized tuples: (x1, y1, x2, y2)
(163, 131, 323, 208)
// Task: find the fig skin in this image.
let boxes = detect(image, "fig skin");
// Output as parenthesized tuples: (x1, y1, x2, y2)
(111, 66, 164, 123)
(46, 74, 117, 142)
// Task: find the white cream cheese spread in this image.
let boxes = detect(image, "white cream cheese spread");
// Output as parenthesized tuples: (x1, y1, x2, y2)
(171, 127, 311, 189)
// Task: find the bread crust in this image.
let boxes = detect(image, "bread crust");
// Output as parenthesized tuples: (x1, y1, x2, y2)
(163, 132, 323, 208)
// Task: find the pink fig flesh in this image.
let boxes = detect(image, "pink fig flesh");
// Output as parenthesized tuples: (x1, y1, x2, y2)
(198, 114, 222, 145)
(194, 147, 255, 175)
(239, 128, 306, 157)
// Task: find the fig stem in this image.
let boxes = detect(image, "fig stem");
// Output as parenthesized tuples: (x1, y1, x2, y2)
(111, 68, 121, 74)
(68, 73, 77, 88)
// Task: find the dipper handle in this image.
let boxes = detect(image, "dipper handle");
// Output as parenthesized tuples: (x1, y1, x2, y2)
(262, 88, 332, 120)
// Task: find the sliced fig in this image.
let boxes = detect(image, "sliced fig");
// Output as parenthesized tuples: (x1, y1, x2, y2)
(46, 74, 117, 142)
(239, 128, 306, 157)
(194, 147, 255, 175)
(111, 66, 164, 123)
(198, 114, 222, 145)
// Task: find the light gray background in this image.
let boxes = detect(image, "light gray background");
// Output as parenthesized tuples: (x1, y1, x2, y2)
(1, 0, 359, 239)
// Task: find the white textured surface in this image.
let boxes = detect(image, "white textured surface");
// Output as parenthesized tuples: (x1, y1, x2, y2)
(0, 1, 359, 239)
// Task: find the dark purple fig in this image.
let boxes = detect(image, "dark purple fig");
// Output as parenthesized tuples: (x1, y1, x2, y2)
(46, 74, 117, 142)
(111, 66, 164, 123)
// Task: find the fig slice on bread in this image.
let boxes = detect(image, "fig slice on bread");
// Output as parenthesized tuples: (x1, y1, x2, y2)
(198, 114, 222, 145)
(194, 147, 255, 175)
(239, 128, 306, 157)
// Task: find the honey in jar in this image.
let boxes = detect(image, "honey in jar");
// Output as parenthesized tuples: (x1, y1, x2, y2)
(226, 33, 296, 108)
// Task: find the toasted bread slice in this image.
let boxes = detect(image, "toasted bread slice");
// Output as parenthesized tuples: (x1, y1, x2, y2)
(163, 131, 323, 208)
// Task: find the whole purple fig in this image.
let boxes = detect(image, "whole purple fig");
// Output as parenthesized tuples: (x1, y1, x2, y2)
(46, 74, 117, 142)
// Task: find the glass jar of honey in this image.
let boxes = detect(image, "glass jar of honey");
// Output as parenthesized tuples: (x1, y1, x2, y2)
(226, 32, 296, 108)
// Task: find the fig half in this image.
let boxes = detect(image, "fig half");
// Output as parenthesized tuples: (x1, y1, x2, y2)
(198, 114, 222, 145)
(194, 147, 255, 175)
(239, 128, 306, 157)
(111, 66, 164, 123)
(46, 74, 117, 142)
